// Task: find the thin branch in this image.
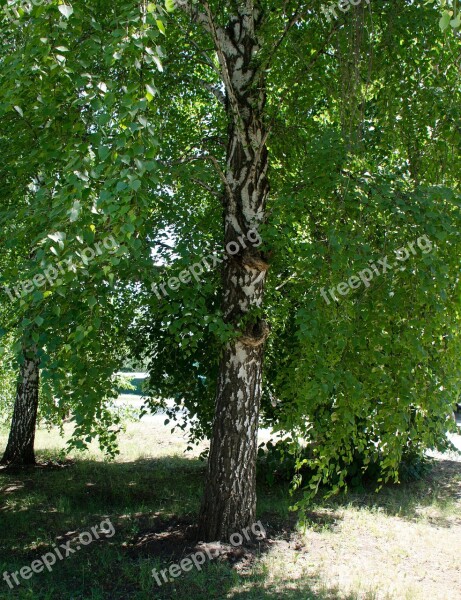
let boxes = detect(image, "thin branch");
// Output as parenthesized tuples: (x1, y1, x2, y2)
(207, 154, 234, 202)
(275, 272, 298, 291)
(191, 178, 222, 198)
(175, 1, 250, 156)
(203, 2, 253, 160)
(265, 2, 311, 67)
(153, 241, 175, 251)
(161, 153, 233, 202)
(167, 13, 221, 75)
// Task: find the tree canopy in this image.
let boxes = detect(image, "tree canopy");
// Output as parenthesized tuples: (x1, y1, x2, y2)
(0, 0, 460, 532)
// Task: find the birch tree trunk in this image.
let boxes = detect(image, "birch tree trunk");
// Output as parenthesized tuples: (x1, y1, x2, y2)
(176, 2, 271, 541)
(1, 348, 40, 466)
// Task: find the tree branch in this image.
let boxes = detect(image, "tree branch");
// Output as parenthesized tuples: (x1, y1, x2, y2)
(202, 2, 252, 159)
(174, 0, 225, 38)
(266, 3, 311, 67)
(175, 1, 252, 158)
(160, 153, 233, 202)
(166, 12, 221, 75)
(199, 80, 226, 105)
(191, 178, 222, 197)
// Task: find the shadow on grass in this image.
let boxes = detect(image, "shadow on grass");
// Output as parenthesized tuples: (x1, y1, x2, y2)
(320, 458, 461, 525)
(0, 455, 207, 535)
(0, 451, 460, 598)
(0, 453, 350, 600)
(225, 584, 356, 600)
(0, 452, 299, 558)
(1, 451, 460, 540)
(150, 571, 357, 600)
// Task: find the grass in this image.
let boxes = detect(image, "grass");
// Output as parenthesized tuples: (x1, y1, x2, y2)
(0, 421, 460, 599)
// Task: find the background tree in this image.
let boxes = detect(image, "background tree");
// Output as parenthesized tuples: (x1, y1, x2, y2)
(0, 0, 166, 462)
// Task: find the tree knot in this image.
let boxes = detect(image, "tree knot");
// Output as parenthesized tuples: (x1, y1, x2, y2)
(240, 319, 270, 348)
(241, 250, 269, 272)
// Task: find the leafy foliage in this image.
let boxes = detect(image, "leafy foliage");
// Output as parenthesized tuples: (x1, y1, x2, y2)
(129, 0, 461, 503)
(0, 0, 459, 505)
(0, 0, 167, 454)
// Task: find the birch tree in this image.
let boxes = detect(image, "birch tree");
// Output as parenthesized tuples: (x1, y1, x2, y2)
(143, 0, 461, 540)
(169, 0, 299, 540)
(0, 0, 166, 464)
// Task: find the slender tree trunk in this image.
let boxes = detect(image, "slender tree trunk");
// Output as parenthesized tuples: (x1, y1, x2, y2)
(1, 348, 40, 466)
(197, 5, 270, 541)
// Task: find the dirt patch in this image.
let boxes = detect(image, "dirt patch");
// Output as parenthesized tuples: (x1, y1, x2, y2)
(123, 513, 279, 575)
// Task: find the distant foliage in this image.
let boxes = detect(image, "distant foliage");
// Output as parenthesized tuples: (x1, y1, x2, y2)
(0, 343, 16, 428)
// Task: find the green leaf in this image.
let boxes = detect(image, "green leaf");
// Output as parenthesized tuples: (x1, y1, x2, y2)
(153, 56, 164, 71)
(146, 83, 157, 98)
(439, 10, 452, 31)
(450, 13, 461, 28)
(156, 19, 166, 35)
(129, 179, 142, 191)
(69, 201, 82, 222)
(58, 4, 74, 18)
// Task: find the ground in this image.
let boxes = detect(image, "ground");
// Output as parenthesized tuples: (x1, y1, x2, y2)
(0, 413, 460, 600)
